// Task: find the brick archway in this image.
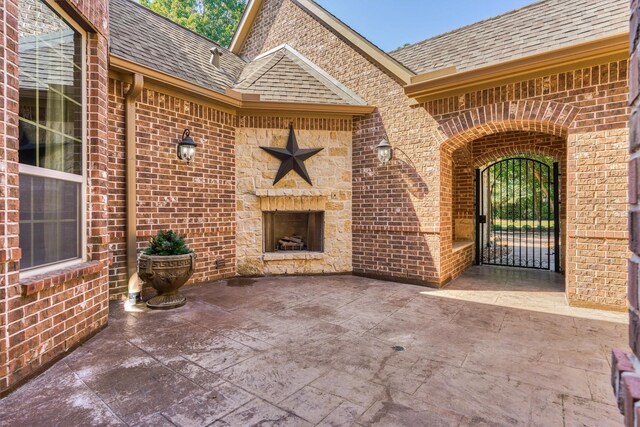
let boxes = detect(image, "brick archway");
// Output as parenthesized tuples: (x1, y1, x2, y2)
(473, 144, 565, 169)
(438, 100, 577, 284)
(439, 100, 580, 154)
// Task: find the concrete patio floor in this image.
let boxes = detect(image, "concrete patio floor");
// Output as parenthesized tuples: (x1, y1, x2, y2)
(0, 267, 626, 426)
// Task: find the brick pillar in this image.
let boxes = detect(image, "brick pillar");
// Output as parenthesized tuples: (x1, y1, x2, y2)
(0, 0, 22, 392)
(611, 2, 640, 425)
(632, 1, 640, 354)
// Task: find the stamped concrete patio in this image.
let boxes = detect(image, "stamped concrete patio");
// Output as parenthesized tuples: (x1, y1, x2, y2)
(0, 267, 626, 426)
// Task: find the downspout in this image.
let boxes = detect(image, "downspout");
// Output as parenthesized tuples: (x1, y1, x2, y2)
(125, 73, 144, 302)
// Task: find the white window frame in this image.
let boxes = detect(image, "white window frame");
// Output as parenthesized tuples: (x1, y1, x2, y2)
(19, 0, 88, 279)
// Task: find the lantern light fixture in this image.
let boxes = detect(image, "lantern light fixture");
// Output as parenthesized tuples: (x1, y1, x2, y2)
(376, 137, 393, 165)
(177, 129, 197, 164)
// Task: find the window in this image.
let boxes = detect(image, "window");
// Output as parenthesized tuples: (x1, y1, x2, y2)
(18, 0, 85, 273)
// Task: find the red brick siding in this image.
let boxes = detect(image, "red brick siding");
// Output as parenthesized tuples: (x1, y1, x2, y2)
(615, 2, 640, 425)
(452, 146, 473, 241)
(107, 80, 236, 297)
(471, 132, 566, 168)
(107, 79, 126, 289)
(0, 0, 21, 393)
(0, 0, 110, 394)
(449, 246, 474, 280)
(352, 112, 438, 284)
(566, 128, 628, 308)
(424, 61, 629, 134)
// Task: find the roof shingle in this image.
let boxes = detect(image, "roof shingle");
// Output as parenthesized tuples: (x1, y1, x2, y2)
(389, 0, 628, 74)
(234, 45, 366, 105)
(109, 0, 247, 93)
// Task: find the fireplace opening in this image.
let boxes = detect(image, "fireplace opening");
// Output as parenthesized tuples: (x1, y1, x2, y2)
(263, 211, 324, 253)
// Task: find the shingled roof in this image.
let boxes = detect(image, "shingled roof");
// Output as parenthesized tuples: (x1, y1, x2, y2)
(109, 0, 247, 93)
(109, 0, 367, 106)
(389, 0, 628, 74)
(234, 45, 366, 105)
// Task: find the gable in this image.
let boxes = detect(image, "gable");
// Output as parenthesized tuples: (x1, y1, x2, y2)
(235, 45, 366, 105)
(230, 0, 415, 84)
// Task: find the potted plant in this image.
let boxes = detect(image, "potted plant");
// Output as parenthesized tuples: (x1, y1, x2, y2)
(138, 230, 195, 309)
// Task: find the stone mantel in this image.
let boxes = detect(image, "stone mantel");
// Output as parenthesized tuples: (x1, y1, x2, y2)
(254, 188, 337, 197)
(256, 190, 351, 213)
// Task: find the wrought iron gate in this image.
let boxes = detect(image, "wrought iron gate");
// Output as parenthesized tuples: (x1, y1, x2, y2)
(475, 158, 560, 271)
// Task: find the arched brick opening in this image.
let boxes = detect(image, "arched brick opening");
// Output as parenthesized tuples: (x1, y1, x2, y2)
(439, 101, 578, 152)
(438, 101, 577, 284)
(473, 144, 565, 169)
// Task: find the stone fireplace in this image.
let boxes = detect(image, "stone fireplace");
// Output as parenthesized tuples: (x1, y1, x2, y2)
(263, 211, 324, 252)
(236, 124, 352, 276)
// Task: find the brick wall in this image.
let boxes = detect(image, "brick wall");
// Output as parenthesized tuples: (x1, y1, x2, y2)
(351, 112, 439, 283)
(451, 146, 473, 241)
(107, 80, 236, 297)
(0, 0, 21, 393)
(611, 2, 640, 424)
(470, 132, 566, 169)
(633, 0, 640, 363)
(0, 0, 110, 394)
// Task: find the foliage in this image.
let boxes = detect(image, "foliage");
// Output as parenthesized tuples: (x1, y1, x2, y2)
(487, 155, 556, 221)
(144, 230, 193, 256)
(140, 0, 247, 47)
(492, 223, 554, 233)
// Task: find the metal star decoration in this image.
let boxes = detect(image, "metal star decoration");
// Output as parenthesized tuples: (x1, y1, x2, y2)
(260, 124, 323, 185)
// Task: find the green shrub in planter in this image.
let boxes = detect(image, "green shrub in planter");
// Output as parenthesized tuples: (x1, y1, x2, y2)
(144, 230, 193, 256)
(139, 230, 195, 309)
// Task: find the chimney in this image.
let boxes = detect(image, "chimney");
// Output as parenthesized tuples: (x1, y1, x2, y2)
(210, 47, 222, 68)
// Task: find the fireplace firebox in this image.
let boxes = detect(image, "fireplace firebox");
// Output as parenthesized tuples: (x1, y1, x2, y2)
(263, 211, 324, 253)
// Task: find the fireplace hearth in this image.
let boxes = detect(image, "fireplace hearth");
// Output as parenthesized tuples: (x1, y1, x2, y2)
(263, 211, 324, 253)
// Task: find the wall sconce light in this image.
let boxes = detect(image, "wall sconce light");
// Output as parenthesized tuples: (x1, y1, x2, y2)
(376, 137, 393, 165)
(177, 129, 197, 164)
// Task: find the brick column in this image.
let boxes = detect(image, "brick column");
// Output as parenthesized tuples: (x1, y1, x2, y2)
(632, 0, 640, 355)
(0, 0, 21, 392)
(611, 2, 640, 425)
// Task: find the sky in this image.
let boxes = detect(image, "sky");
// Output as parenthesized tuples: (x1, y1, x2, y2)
(314, 0, 537, 52)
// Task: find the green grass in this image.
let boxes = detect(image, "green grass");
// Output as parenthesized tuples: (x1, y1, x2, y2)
(493, 219, 555, 228)
(491, 219, 555, 232)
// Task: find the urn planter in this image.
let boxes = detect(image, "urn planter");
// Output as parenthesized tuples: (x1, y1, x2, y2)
(138, 230, 195, 310)
(139, 253, 195, 309)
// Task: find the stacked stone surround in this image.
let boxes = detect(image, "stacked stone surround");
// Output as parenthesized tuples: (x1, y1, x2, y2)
(0, 0, 110, 393)
(107, 79, 237, 297)
(236, 117, 352, 276)
(239, 0, 630, 308)
(611, 2, 640, 424)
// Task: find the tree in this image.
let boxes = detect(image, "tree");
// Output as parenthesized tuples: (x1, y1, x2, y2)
(140, 0, 247, 47)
